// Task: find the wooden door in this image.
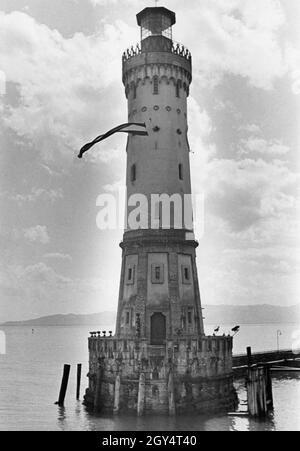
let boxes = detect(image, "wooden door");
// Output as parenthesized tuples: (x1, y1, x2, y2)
(150, 313, 166, 345)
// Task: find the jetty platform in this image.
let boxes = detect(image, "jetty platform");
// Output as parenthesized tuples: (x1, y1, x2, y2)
(233, 349, 300, 377)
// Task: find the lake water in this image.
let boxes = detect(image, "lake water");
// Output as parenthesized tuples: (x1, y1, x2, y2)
(0, 323, 299, 431)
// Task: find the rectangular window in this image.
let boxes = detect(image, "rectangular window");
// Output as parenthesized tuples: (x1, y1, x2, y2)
(151, 263, 164, 284)
(130, 164, 136, 182)
(126, 265, 135, 285)
(126, 312, 130, 325)
(179, 164, 183, 180)
(188, 310, 193, 325)
(182, 265, 191, 284)
(155, 266, 161, 280)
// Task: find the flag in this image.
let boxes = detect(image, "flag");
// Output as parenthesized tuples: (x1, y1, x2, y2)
(78, 122, 148, 158)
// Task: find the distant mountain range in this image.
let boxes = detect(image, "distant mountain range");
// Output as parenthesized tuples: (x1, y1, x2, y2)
(0, 312, 116, 327)
(1, 304, 300, 327)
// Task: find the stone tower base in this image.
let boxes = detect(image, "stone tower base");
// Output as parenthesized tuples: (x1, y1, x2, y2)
(84, 336, 238, 415)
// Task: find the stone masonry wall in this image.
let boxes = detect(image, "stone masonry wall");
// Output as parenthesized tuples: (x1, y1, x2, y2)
(85, 336, 237, 415)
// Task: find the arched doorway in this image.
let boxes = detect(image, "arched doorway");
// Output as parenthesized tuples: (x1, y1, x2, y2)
(150, 313, 166, 345)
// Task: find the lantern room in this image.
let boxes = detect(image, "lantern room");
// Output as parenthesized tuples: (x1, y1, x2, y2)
(137, 7, 176, 53)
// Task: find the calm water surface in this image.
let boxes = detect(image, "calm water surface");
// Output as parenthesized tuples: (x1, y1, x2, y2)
(0, 324, 299, 431)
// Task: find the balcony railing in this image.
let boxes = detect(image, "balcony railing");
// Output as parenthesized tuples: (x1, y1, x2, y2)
(122, 40, 192, 63)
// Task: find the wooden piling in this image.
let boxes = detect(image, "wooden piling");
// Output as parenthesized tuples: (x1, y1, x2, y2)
(56, 364, 71, 407)
(257, 367, 267, 415)
(264, 365, 273, 411)
(247, 347, 252, 367)
(76, 364, 82, 400)
(137, 373, 145, 417)
(246, 365, 272, 417)
(113, 374, 121, 415)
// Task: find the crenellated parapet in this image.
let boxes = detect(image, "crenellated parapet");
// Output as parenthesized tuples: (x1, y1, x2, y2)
(122, 41, 192, 64)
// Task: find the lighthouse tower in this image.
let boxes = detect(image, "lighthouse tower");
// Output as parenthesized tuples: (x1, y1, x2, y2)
(85, 6, 237, 415)
(117, 6, 204, 344)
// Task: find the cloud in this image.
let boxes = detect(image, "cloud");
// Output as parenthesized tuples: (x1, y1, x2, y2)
(238, 138, 290, 157)
(205, 158, 299, 232)
(44, 253, 72, 262)
(238, 124, 261, 134)
(199, 243, 300, 305)
(177, 0, 291, 90)
(12, 188, 63, 203)
(19, 262, 69, 284)
(23, 225, 50, 244)
(90, 0, 139, 5)
(0, 69, 6, 96)
(0, 261, 109, 321)
(189, 97, 216, 191)
(0, 11, 137, 160)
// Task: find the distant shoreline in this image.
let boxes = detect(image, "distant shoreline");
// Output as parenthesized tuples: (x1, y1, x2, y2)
(1, 322, 300, 327)
(1, 304, 299, 327)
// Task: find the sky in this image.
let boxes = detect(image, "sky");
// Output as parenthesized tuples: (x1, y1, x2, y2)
(0, 0, 299, 322)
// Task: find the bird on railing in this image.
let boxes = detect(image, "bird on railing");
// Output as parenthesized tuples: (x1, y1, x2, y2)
(231, 326, 240, 336)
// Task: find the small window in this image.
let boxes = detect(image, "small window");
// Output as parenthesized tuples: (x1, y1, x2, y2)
(126, 265, 135, 285)
(179, 164, 183, 180)
(126, 312, 130, 325)
(182, 266, 191, 284)
(133, 84, 137, 99)
(184, 268, 190, 280)
(188, 310, 193, 325)
(151, 263, 164, 284)
(130, 164, 136, 182)
(153, 76, 159, 95)
(176, 80, 182, 98)
(155, 266, 161, 281)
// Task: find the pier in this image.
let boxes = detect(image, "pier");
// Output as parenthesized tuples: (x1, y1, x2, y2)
(233, 349, 300, 377)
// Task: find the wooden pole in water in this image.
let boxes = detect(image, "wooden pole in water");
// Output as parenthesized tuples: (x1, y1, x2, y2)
(76, 364, 82, 400)
(257, 367, 267, 416)
(56, 364, 71, 407)
(247, 347, 252, 367)
(247, 365, 271, 417)
(264, 365, 273, 411)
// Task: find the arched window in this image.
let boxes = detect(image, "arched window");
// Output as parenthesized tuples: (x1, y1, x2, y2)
(131, 164, 136, 182)
(153, 76, 159, 95)
(176, 80, 182, 98)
